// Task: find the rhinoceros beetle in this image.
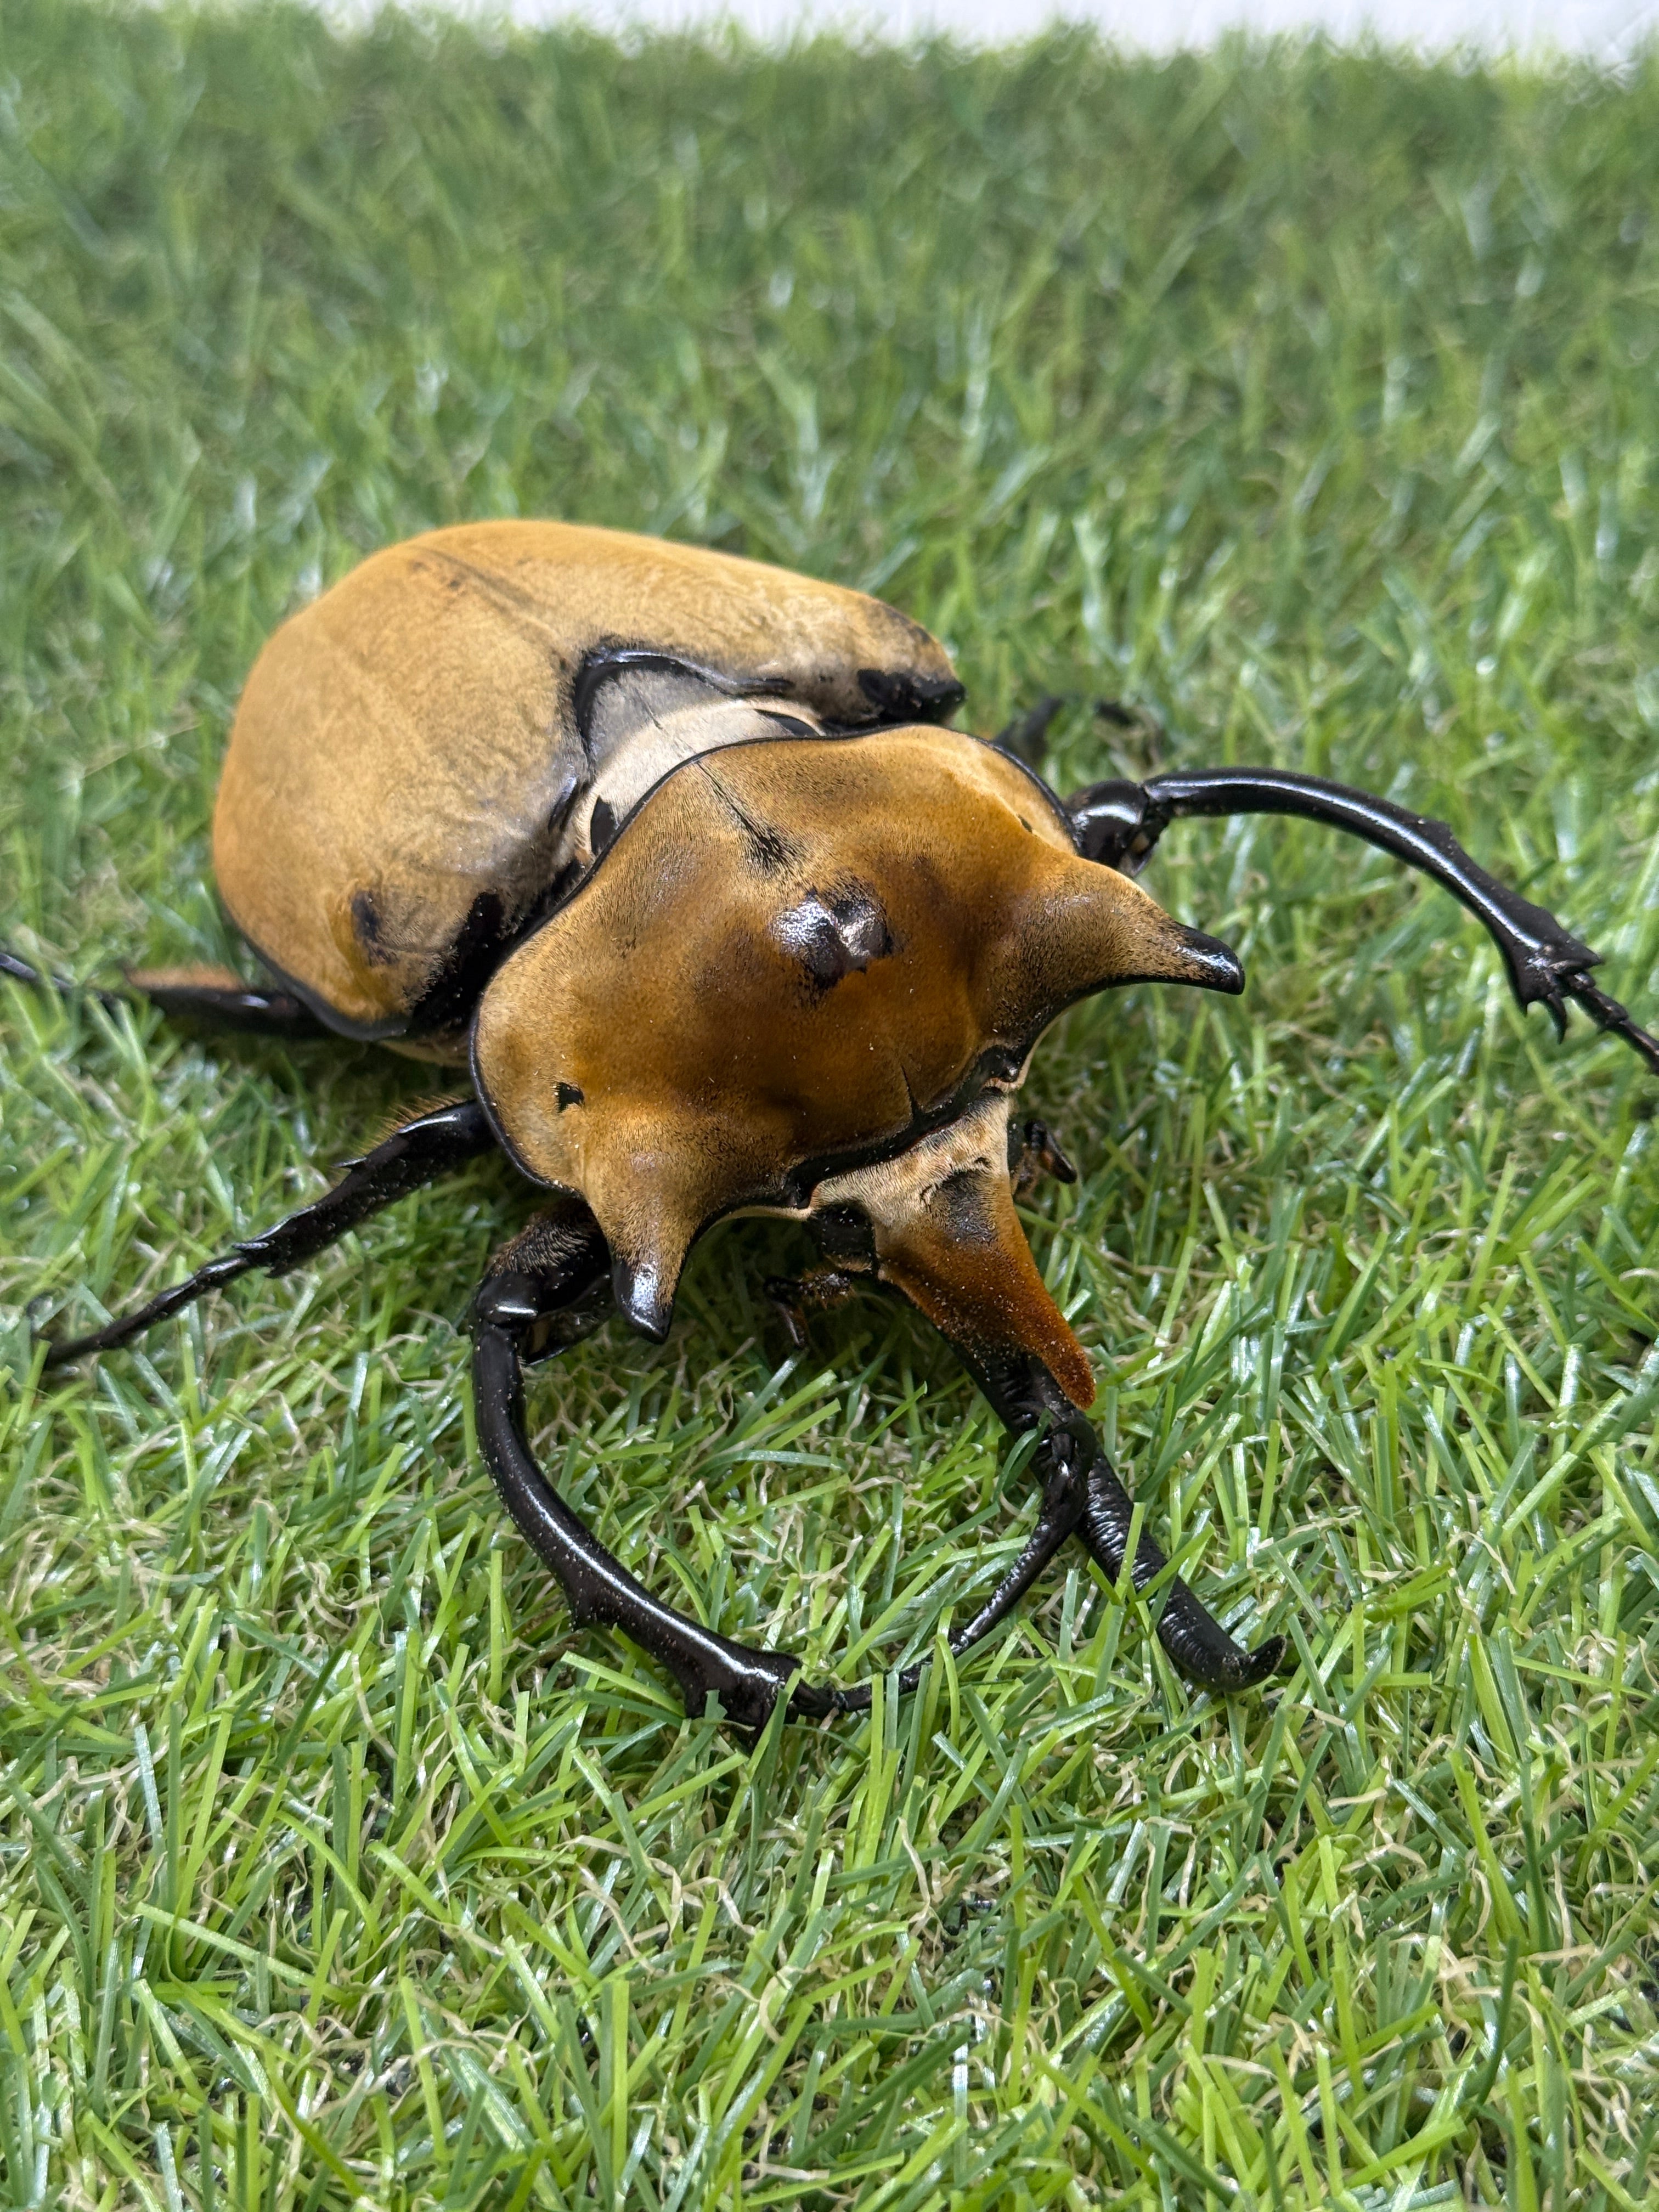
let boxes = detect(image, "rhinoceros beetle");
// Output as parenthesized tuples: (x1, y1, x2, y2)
(9, 521, 1657, 1732)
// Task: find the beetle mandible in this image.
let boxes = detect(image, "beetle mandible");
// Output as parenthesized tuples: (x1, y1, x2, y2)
(10, 520, 1657, 1730)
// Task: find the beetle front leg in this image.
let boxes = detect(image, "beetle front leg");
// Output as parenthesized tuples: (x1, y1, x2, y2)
(1009, 1117, 1077, 1200)
(965, 1352, 1286, 1692)
(473, 1220, 806, 1732)
(794, 1437, 1091, 1716)
(1068, 764, 1659, 1074)
(476, 1220, 1093, 1726)
(763, 1262, 866, 1351)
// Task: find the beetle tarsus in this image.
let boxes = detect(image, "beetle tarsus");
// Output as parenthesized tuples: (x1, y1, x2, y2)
(794, 1437, 1092, 1715)
(1565, 976, 1659, 1076)
(2, 944, 128, 1015)
(41, 1098, 496, 1367)
(966, 1355, 1285, 1693)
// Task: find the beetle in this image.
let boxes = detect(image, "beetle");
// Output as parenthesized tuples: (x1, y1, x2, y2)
(9, 519, 1657, 1731)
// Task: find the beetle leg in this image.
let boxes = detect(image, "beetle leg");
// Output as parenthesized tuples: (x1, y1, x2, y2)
(993, 695, 1068, 769)
(1009, 1116, 1078, 1199)
(475, 1223, 1087, 1728)
(2, 945, 325, 1036)
(763, 1263, 866, 1351)
(1067, 765, 1659, 1074)
(41, 1099, 496, 1365)
(123, 964, 327, 1038)
(2, 944, 126, 1014)
(797, 1440, 1091, 1716)
(949, 1348, 1286, 1692)
(473, 1248, 805, 1733)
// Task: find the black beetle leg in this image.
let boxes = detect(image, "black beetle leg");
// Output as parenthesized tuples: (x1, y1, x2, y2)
(123, 963, 328, 1038)
(41, 1099, 496, 1365)
(1067, 764, 1659, 1075)
(473, 1239, 805, 1733)
(967, 1352, 1285, 1692)
(1009, 1116, 1078, 1200)
(796, 1438, 1091, 1717)
(993, 695, 1069, 769)
(476, 1228, 1093, 1728)
(2, 944, 324, 1036)
(2, 944, 127, 1015)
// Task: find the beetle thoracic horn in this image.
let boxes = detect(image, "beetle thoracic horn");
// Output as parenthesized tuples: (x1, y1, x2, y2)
(989, 848, 1245, 1017)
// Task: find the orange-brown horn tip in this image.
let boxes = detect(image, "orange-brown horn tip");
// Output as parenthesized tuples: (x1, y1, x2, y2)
(1047, 1324, 1098, 1411)
(871, 1166, 1097, 1410)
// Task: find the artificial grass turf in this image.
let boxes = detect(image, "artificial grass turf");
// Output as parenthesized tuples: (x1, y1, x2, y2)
(2, 3, 1659, 2205)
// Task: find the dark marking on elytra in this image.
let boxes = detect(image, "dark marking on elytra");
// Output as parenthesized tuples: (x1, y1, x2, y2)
(350, 889, 392, 966)
(857, 667, 966, 724)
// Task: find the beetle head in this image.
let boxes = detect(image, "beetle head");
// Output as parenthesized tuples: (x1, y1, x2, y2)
(472, 730, 1240, 1394)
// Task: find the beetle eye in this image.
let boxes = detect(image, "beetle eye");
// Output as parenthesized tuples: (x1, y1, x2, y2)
(773, 886, 893, 992)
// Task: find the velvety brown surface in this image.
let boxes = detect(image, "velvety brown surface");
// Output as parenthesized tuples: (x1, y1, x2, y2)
(212, 520, 957, 1032)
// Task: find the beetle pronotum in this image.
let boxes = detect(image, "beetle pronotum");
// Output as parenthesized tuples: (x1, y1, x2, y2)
(11, 521, 1656, 1729)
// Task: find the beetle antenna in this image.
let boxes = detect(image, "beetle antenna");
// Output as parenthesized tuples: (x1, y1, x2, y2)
(40, 1099, 496, 1368)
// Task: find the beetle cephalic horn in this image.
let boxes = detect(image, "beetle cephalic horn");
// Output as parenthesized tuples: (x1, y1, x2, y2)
(813, 1091, 1097, 1408)
(878, 1170, 1096, 1406)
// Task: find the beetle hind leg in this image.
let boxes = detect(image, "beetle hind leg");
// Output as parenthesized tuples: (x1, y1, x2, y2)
(2, 944, 326, 1039)
(123, 963, 328, 1039)
(2, 944, 125, 1014)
